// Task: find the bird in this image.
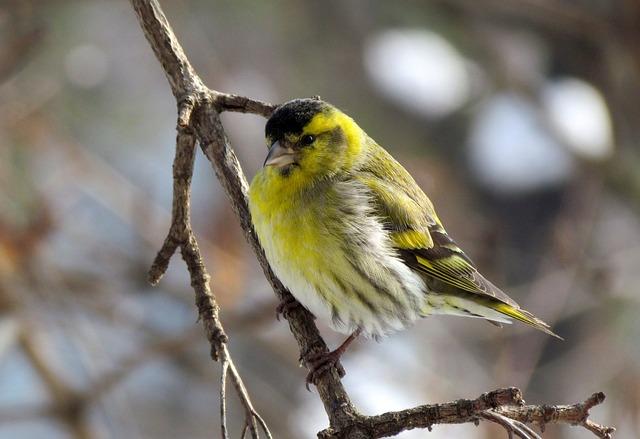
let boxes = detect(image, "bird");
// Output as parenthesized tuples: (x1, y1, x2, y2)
(248, 98, 561, 384)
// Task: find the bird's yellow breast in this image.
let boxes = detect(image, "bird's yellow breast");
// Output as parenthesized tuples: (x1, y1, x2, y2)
(248, 168, 336, 289)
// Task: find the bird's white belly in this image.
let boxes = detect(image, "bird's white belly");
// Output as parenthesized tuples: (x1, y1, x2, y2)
(262, 227, 426, 337)
(251, 179, 426, 337)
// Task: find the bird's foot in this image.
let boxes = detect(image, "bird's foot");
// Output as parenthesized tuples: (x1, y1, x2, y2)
(276, 294, 302, 321)
(301, 328, 361, 389)
(303, 349, 346, 390)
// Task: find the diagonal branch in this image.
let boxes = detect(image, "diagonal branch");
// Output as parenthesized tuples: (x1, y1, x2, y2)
(129, 1, 615, 438)
(130, 0, 360, 435)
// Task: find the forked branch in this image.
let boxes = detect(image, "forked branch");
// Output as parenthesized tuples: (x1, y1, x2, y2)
(318, 388, 613, 439)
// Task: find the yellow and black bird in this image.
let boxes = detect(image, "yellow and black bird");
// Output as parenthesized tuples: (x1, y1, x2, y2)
(249, 98, 560, 381)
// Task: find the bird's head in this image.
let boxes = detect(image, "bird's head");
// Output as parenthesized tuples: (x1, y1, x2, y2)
(263, 98, 364, 182)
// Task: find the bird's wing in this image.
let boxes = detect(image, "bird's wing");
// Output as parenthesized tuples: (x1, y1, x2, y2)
(354, 144, 560, 338)
(355, 168, 518, 308)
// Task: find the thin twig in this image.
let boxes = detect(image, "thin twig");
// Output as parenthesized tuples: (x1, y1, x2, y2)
(253, 410, 272, 439)
(222, 345, 273, 439)
(481, 411, 541, 439)
(220, 360, 229, 439)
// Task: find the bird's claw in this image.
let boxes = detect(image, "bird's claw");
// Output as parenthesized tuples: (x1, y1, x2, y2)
(302, 350, 346, 390)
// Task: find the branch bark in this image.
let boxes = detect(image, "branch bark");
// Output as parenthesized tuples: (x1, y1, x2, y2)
(129, 1, 615, 438)
(318, 389, 613, 439)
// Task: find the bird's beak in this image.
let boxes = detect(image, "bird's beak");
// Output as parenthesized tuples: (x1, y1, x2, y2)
(263, 141, 296, 168)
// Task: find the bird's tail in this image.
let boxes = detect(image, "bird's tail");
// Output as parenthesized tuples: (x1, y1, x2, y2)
(421, 294, 563, 339)
(489, 302, 563, 340)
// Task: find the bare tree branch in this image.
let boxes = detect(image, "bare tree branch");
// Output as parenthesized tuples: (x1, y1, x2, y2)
(318, 388, 612, 439)
(129, 1, 360, 436)
(495, 392, 615, 439)
(128, 0, 615, 438)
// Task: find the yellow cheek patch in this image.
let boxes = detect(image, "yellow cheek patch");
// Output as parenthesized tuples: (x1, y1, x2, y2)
(303, 111, 362, 148)
(302, 110, 364, 169)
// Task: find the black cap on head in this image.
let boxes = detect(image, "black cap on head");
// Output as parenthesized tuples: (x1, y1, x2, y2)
(265, 98, 330, 141)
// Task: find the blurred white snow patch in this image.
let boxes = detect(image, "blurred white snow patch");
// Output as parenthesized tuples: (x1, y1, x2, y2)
(64, 44, 109, 88)
(542, 78, 613, 161)
(364, 29, 474, 118)
(468, 93, 574, 195)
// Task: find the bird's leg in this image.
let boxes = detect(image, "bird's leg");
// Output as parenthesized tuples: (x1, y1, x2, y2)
(303, 328, 362, 387)
(276, 293, 304, 321)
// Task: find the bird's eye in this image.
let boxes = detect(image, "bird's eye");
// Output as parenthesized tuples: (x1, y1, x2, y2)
(300, 134, 315, 146)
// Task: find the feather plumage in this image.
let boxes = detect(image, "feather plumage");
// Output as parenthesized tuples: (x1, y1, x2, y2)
(249, 98, 561, 339)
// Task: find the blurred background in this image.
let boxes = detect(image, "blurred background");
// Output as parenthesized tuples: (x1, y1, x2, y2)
(1, 0, 639, 438)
